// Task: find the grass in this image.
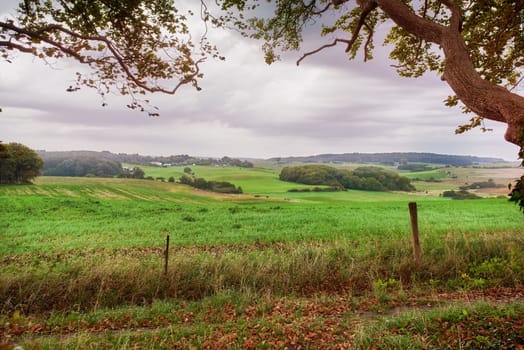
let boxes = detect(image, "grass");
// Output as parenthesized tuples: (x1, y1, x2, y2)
(1, 177, 522, 255)
(1, 164, 523, 348)
(354, 302, 524, 349)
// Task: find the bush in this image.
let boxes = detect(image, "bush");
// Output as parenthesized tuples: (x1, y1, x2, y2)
(178, 175, 242, 194)
(442, 190, 481, 200)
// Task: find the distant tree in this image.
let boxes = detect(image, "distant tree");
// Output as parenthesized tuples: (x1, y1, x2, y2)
(183, 167, 192, 174)
(179, 174, 194, 185)
(0, 142, 43, 184)
(168, 176, 175, 183)
(131, 167, 145, 179)
(193, 177, 211, 190)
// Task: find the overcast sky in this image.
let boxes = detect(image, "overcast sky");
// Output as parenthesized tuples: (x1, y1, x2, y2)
(0, 2, 521, 160)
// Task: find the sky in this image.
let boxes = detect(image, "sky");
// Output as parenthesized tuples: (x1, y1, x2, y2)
(0, 2, 521, 161)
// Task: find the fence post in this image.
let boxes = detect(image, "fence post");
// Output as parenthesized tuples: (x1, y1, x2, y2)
(408, 202, 421, 264)
(164, 234, 170, 275)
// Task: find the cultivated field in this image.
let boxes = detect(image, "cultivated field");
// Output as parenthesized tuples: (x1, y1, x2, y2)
(1, 164, 523, 349)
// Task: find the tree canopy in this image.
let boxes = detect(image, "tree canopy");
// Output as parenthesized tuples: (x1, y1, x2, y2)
(1, 0, 222, 114)
(0, 142, 43, 184)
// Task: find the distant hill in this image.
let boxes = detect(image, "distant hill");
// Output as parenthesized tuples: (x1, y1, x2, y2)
(37, 150, 254, 168)
(268, 152, 506, 166)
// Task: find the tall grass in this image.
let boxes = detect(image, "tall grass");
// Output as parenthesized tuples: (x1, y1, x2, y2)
(2, 233, 523, 314)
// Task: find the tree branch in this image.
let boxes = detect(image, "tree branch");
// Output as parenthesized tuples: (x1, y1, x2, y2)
(344, 0, 377, 53)
(375, 0, 445, 44)
(312, 3, 332, 15)
(0, 40, 33, 53)
(438, 0, 462, 31)
(296, 38, 351, 65)
(297, 0, 377, 65)
(1, 21, 85, 61)
(362, 22, 374, 61)
(0, 21, 203, 95)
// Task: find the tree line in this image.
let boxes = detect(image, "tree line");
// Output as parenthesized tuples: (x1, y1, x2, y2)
(43, 157, 123, 177)
(279, 165, 415, 192)
(38, 150, 254, 168)
(271, 153, 505, 167)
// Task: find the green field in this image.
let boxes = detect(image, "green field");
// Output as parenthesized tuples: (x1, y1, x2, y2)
(1, 174, 522, 255)
(1, 165, 524, 349)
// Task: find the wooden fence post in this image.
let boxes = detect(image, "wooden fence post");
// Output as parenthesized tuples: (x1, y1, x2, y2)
(408, 202, 422, 264)
(164, 234, 170, 275)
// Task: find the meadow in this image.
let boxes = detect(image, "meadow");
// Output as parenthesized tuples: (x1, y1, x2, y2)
(1, 164, 524, 349)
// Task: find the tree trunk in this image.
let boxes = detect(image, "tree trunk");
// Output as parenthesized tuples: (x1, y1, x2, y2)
(440, 31, 524, 147)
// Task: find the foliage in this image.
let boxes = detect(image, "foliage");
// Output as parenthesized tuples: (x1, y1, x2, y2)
(442, 190, 481, 200)
(119, 166, 145, 179)
(279, 164, 415, 192)
(217, 0, 524, 138)
(508, 147, 524, 212)
(0, 142, 43, 184)
(43, 156, 123, 177)
(179, 174, 243, 194)
(0, 0, 222, 113)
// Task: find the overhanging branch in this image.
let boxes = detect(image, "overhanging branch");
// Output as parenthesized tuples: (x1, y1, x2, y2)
(296, 38, 351, 65)
(296, 0, 377, 65)
(0, 20, 203, 95)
